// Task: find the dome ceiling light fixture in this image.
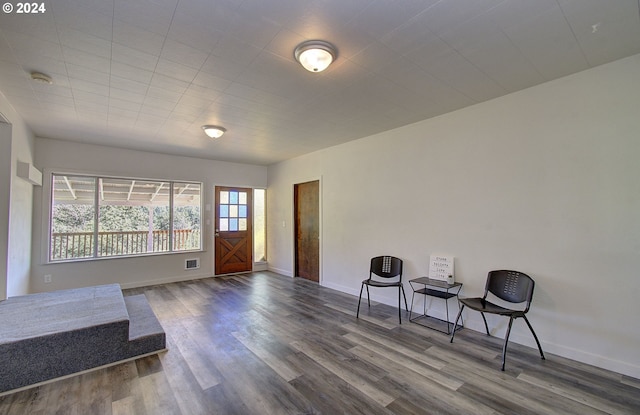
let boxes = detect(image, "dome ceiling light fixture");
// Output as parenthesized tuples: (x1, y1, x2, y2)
(30, 71, 53, 85)
(294, 40, 336, 73)
(202, 125, 226, 139)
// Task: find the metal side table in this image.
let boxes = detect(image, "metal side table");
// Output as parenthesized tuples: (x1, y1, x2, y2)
(409, 277, 463, 334)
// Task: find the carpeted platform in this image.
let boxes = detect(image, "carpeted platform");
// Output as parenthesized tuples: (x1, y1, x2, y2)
(0, 284, 165, 394)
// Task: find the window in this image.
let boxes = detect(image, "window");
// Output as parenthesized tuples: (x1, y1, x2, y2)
(50, 175, 96, 260)
(253, 188, 266, 262)
(50, 174, 201, 261)
(173, 182, 201, 251)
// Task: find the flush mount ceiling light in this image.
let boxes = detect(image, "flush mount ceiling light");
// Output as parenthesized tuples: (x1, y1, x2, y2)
(202, 125, 226, 138)
(294, 40, 336, 73)
(30, 71, 53, 85)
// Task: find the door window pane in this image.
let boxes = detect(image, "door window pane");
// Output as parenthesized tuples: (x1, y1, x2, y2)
(219, 189, 250, 233)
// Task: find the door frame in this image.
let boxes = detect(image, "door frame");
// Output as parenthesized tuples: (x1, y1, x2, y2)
(291, 176, 322, 284)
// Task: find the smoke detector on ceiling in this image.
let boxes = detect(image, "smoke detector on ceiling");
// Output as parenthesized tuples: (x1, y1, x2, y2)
(30, 71, 53, 85)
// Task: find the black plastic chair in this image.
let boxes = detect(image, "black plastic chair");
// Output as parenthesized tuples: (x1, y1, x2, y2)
(356, 256, 409, 324)
(450, 270, 545, 370)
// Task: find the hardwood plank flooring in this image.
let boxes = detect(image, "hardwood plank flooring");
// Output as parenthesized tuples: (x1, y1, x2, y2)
(1, 271, 638, 414)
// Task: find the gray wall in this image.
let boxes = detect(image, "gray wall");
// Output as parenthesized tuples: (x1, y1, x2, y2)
(0, 92, 36, 298)
(267, 54, 640, 378)
(0, 122, 10, 300)
(31, 138, 267, 292)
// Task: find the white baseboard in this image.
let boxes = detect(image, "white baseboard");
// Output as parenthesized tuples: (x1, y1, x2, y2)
(322, 281, 359, 296)
(455, 316, 640, 380)
(267, 266, 293, 277)
(121, 272, 640, 380)
(324, 280, 640, 380)
(121, 265, 278, 290)
(119, 272, 213, 289)
(544, 343, 640, 380)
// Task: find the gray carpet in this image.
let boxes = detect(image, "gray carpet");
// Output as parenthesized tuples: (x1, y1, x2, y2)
(0, 284, 165, 393)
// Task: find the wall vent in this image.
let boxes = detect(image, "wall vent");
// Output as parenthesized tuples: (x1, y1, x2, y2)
(185, 258, 200, 270)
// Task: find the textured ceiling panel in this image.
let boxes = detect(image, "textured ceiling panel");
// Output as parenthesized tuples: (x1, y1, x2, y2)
(0, 0, 639, 165)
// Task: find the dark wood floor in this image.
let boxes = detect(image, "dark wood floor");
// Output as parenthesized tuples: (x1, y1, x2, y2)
(1, 272, 638, 414)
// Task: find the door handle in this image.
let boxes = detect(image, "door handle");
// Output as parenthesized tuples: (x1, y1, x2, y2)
(215, 229, 220, 237)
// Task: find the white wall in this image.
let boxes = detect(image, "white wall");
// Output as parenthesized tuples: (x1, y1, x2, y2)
(32, 138, 267, 292)
(0, 122, 10, 300)
(0, 92, 36, 298)
(267, 54, 640, 379)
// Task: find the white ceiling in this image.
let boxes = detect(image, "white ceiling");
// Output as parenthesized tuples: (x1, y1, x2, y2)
(1, 0, 639, 166)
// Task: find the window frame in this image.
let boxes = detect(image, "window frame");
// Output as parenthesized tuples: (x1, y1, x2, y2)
(46, 172, 203, 263)
(253, 188, 267, 264)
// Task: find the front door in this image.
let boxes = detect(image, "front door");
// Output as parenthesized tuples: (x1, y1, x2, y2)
(214, 186, 253, 275)
(294, 180, 319, 282)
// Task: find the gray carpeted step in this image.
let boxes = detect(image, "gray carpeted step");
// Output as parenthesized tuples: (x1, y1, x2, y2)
(123, 294, 166, 357)
(0, 284, 165, 394)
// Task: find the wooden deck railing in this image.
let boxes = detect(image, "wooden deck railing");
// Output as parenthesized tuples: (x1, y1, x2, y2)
(51, 229, 200, 260)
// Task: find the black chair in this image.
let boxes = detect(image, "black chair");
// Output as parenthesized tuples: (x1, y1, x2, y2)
(356, 256, 409, 324)
(450, 270, 545, 370)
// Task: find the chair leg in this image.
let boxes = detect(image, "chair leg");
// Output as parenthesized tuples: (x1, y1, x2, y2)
(523, 315, 546, 360)
(501, 317, 515, 371)
(401, 285, 409, 312)
(481, 312, 490, 336)
(365, 285, 371, 307)
(356, 283, 365, 319)
(397, 286, 402, 324)
(450, 304, 465, 343)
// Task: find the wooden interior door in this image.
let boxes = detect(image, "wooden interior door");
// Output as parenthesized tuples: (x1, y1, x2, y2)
(215, 186, 253, 275)
(294, 180, 319, 282)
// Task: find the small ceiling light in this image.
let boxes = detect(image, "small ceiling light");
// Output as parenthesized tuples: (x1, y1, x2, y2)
(294, 40, 336, 73)
(30, 71, 53, 85)
(202, 125, 226, 138)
